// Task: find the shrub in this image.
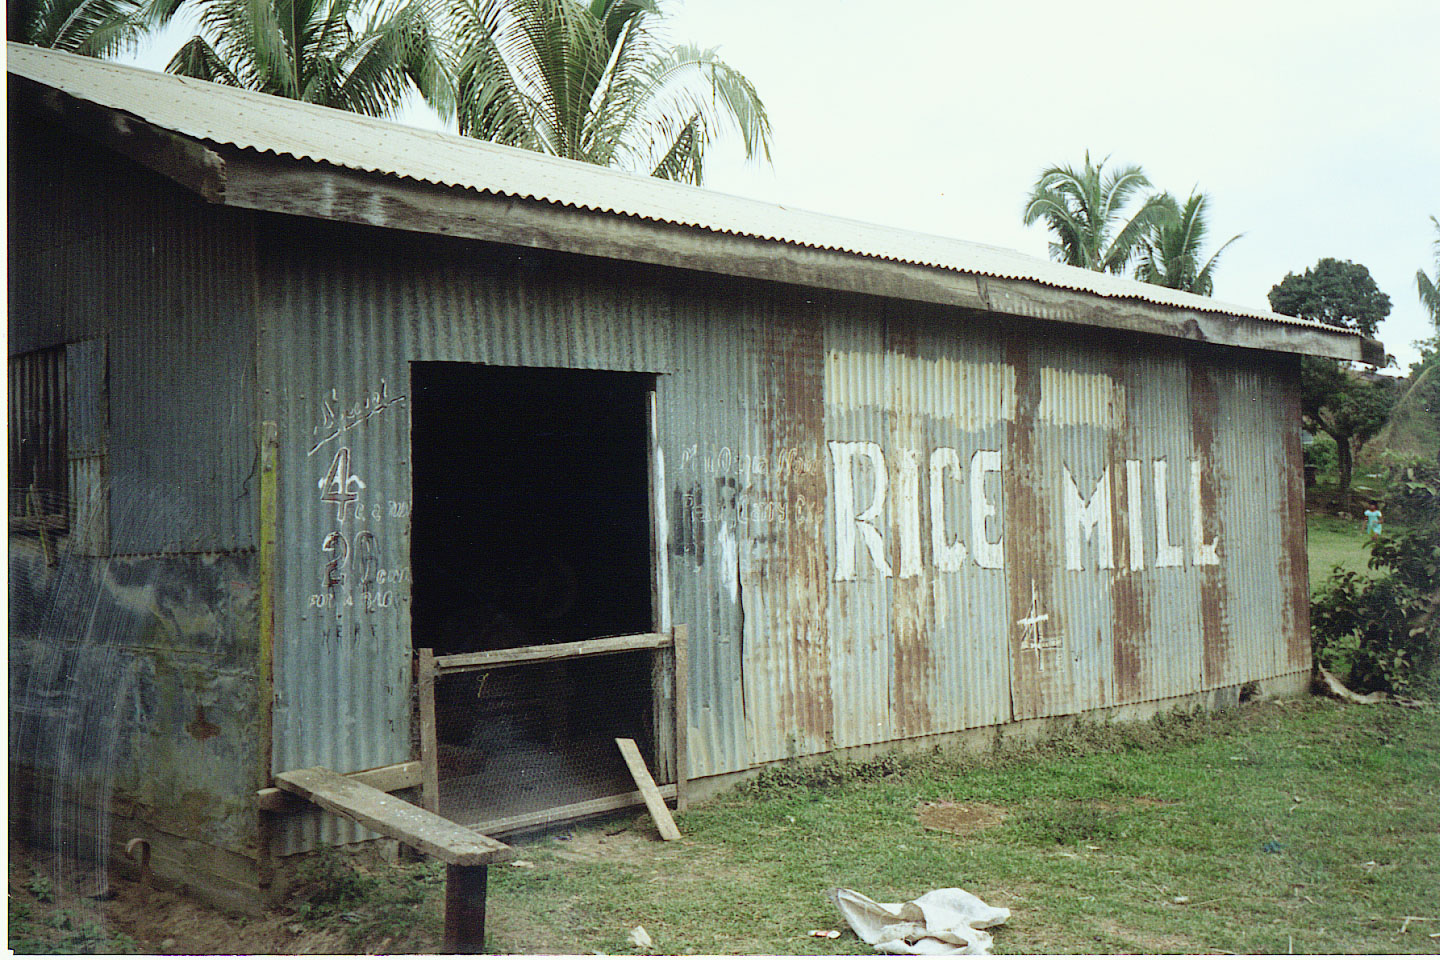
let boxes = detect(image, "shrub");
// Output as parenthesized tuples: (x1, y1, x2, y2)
(1312, 458, 1440, 695)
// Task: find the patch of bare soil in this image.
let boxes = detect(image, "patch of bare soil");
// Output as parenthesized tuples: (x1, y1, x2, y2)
(915, 801, 1009, 835)
(547, 826, 666, 863)
(8, 840, 402, 955)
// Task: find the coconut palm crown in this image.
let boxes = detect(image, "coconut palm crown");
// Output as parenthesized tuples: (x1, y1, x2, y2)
(447, 0, 771, 184)
(163, 0, 449, 119)
(1134, 191, 1242, 297)
(1022, 151, 1177, 275)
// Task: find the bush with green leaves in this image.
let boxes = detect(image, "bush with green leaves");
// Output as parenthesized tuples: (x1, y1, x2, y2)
(1312, 458, 1440, 695)
(1304, 433, 1339, 480)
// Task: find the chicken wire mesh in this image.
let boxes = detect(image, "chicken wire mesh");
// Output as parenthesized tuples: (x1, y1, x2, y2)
(424, 648, 670, 830)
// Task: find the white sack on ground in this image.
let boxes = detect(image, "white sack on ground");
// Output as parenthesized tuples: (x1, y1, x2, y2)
(830, 887, 1010, 956)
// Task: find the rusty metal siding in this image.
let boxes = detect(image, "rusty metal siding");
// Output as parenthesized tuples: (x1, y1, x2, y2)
(256, 231, 673, 849)
(253, 220, 1311, 843)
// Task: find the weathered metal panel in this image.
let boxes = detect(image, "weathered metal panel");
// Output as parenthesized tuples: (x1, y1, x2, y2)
(9, 112, 260, 555)
(9, 543, 262, 859)
(257, 229, 673, 850)
(10, 43, 1362, 341)
(66, 339, 108, 555)
(661, 289, 749, 778)
(242, 222, 1312, 851)
(9, 114, 265, 890)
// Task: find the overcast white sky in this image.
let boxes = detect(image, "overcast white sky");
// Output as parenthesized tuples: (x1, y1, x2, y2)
(128, 0, 1439, 368)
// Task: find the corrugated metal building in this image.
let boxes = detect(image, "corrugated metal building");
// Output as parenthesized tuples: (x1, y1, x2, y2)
(7, 43, 1378, 910)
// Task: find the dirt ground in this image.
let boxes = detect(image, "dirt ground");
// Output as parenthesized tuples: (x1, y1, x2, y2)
(8, 839, 376, 955)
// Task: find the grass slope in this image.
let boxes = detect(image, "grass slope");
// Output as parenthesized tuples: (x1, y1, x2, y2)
(1307, 515, 1376, 592)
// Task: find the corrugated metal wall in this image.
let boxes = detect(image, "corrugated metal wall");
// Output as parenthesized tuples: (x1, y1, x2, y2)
(8, 116, 264, 864)
(256, 220, 1309, 845)
(256, 230, 674, 848)
(9, 116, 259, 554)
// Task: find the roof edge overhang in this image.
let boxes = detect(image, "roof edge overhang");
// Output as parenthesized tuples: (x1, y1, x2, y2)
(10, 64, 1377, 365)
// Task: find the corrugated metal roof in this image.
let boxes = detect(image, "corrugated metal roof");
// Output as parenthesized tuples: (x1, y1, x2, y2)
(8, 42, 1354, 336)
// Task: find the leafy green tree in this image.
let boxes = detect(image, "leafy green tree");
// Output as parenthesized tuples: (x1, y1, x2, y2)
(447, 0, 771, 184)
(1133, 191, 1241, 296)
(1418, 215, 1440, 328)
(1297, 359, 1396, 501)
(9, 0, 154, 56)
(1270, 259, 1395, 507)
(164, 0, 448, 119)
(1267, 257, 1391, 338)
(1021, 151, 1177, 274)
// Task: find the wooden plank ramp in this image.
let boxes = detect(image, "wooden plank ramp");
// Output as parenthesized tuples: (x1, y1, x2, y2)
(274, 767, 512, 866)
(275, 766, 512, 953)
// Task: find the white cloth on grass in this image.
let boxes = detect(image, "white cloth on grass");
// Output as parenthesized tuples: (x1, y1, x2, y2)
(830, 887, 1010, 956)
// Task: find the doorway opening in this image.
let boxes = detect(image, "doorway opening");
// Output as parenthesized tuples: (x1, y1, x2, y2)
(410, 362, 659, 826)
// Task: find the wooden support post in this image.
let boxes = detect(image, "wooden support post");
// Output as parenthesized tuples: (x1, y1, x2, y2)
(616, 738, 680, 841)
(672, 624, 688, 812)
(417, 648, 440, 814)
(651, 642, 676, 785)
(444, 864, 488, 954)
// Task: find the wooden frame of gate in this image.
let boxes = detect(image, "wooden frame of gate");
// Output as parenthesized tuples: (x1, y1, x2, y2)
(415, 624, 688, 834)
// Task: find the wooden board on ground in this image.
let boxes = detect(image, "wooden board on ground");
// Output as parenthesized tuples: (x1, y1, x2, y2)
(614, 738, 681, 841)
(464, 783, 677, 837)
(274, 767, 512, 866)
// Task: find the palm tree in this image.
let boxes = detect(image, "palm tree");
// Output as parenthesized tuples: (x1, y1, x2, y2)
(446, 0, 771, 184)
(1418, 215, 1440, 327)
(9, 0, 153, 56)
(164, 0, 449, 119)
(1022, 151, 1176, 274)
(1133, 191, 1242, 296)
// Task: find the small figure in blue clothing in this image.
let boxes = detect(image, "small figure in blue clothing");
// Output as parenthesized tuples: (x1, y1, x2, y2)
(1363, 505, 1383, 539)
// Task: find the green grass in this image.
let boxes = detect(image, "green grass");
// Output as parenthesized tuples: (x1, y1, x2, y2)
(1307, 515, 1377, 592)
(473, 700, 1439, 955)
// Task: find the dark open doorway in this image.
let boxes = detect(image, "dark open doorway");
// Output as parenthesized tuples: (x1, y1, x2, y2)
(410, 363, 659, 826)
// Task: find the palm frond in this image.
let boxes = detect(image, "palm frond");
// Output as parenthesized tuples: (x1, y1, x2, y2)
(15, 0, 150, 55)
(1419, 215, 1440, 327)
(601, 42, 771, 178)
(1103, 191, 1176, 275)
(166, 34, 241, 83)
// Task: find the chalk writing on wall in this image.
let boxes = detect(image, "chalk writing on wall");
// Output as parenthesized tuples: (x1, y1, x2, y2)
(1017, 579, 1063, 668)
(308, 379, 407, 457)
(306, 431, 409, 619)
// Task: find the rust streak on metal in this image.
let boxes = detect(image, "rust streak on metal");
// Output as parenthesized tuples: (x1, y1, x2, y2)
(1189, 360, 1227, 687)
(1276, 355, 1312, 671)
(886, 319, 934, 738)
(1004, 340, 1053, 720)
(762, 308, 834, 749)
(1107, 360, 1143, 705)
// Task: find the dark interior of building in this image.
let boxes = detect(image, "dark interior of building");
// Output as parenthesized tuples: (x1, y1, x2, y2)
(409, 362, 659, 822)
